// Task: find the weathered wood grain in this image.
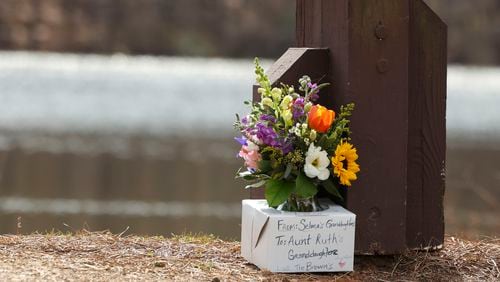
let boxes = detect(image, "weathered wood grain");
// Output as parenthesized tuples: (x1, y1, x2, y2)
(296, 0, 410, 254)
(407, 0, 447, 249)
(294, 0, 446, 253)
(347, 0, 410, 254)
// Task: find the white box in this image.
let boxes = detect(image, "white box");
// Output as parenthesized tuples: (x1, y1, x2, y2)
(241, 199, 356, 273)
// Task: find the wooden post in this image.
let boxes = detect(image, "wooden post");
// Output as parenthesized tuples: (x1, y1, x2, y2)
(406, 0, 447, 251)
(252, 0, 446, 254)
(296, 0, 446, 254)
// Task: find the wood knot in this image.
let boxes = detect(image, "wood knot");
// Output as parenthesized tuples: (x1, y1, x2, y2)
(375, 22, 387, 40)
(376, 59, 389, 73)
(368, 206, 381, 221)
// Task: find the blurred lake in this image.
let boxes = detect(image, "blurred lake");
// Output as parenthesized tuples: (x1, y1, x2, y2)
(0, 52, 498, 240)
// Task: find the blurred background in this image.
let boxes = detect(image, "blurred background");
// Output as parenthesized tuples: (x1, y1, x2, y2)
(0, 0, 498, 240)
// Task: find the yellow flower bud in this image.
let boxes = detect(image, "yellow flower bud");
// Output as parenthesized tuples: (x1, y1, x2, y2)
(304, 102, 313, 113)
(261, 97, 273, 108)
(280, 95, 293, 110)
(282, 109, 293, 127)
(271, 88, 282, 101)
(309, 130, 317, 141)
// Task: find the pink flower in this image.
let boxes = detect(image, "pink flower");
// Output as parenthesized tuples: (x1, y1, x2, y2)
(239, 144, 261, 170)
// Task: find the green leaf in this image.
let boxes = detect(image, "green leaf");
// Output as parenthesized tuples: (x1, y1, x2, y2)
(236, 170, 252, 178)
(321, 179, 344, 200)
(271, 171, 284, 180)
(259, 160, 272, 173)
(295, 172, 318, 199)
(237, 171, 257, 180)
(317, 82, 330, 90)
(265, 179, 294, 208)
(322, 136, 337, 151)
(236, 171, 270, 181)
(317, 135, 328, 149)
(245, 180, 267, 189)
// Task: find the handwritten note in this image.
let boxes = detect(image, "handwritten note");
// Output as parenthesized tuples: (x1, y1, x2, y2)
(270, 217, 355, 272)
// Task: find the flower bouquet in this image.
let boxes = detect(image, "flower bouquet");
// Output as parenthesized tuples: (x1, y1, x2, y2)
(235, 59, 360, 212)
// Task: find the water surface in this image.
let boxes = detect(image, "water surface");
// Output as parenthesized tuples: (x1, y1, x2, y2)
(0, 52, 497, 238)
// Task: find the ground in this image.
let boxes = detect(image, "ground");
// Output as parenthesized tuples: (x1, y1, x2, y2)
(0, 232, 498, 281)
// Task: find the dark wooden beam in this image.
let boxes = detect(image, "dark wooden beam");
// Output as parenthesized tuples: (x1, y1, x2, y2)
(251, 0, 446, 254)
(295, 0, 446, 254)
(297, 0, 410, 254)
(407, 0, 447, 250)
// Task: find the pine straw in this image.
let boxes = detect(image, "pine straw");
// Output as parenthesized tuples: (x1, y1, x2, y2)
(0, 231, 498, 281)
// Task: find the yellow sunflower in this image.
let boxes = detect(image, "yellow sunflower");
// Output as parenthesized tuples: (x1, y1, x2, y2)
(331, 142, 360, 186)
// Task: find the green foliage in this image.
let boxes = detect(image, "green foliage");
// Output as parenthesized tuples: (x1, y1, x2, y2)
(295, 172, 318, 198)
(339, 103, 355, 120)
(244, 180, 267, 189)
(254, 58, 271, 95)
(283, 149, 304, 168)
(316, 134, 338, 152)
(265, 179, 294, 208)
(321, 179, 344, 202)
(327, 103, 356, 149)
(260, 147, 284, 171)
(235, 169, 270, 182)
(258, 160, 273, 173)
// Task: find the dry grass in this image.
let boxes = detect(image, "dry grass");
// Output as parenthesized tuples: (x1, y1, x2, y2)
(0, 231, 498, 281)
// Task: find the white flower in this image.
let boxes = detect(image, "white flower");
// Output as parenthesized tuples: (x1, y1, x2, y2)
(294, 127, 301, 136)
(304, 143, 330, 180)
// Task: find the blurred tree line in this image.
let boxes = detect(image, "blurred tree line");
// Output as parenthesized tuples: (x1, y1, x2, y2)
(0, 0, 498, 65)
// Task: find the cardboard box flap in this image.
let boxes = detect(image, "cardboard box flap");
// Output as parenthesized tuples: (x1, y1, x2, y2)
(252, 209, 269, 249)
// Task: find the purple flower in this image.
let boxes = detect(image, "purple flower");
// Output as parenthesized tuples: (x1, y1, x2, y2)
(241, 115, 249, 125)
(234, 136, 247, 146)
(307, 82, 318, 90)
(307, 82, 320, 101)
(247, 123, 295, 154)
(255, 123, 279, 147)
(281, 140, 294, 154)
(292, 97, 305, 119)
(310, 93, 319, 101)
(260, 114, 277, 123)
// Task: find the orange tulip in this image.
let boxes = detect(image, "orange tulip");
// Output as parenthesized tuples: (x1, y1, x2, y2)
(308, 105, 335, 133)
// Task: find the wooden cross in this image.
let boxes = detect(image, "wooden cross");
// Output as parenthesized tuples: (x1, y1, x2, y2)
(252, 0, 447, 254)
